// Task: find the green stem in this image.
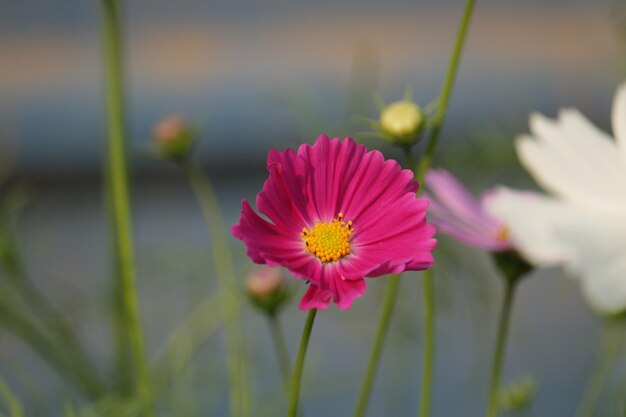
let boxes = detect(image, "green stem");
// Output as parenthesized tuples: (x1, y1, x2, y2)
(575, 318, 626, 417)
(484, 278, 518, 417)
(268, 315, 292, 390)
(184, 161, 249, 417)
(0, 374, 24, 417)
(152, 292, 222, 376)
(416, 0, 477, 181)
(418, 269, 435, 417)
(287, 309, 318, 417)
(100, 0, 153, 414)
(0, 227, 106, 395)
(337, 1, 474, 416)
(415, 3, 475, 416)
(0, 300, 103, 399)
(402, 146, 417, 172)
(352, 274, 400, 417)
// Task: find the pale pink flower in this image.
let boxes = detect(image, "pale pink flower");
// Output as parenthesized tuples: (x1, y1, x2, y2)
(424, 169, 512, 252)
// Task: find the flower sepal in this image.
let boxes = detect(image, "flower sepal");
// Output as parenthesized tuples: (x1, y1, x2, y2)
(492, 250, 533, 284)
(356, 91, 434, 148)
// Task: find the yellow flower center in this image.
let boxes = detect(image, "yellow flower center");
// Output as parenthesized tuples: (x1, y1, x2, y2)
(301, 213, 354, 263)
(495, 226, 510, 243)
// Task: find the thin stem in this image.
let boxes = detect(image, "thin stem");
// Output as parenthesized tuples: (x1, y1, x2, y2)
(152, 292, 222, 375)
(288, 309, 317, 417)
(353, 1, 476, 415)
(268, 315, 292, 390)
(0, 300, 103, 399)
(484, 278, 518, 417)
(415, 3, 475, 416)
(418, 269, 435, 417)
(575, 318, 626, 417)
(0, 373, 24, 417)
(352, 274, 400, 417)
(403, 146, 416, 172)
(416, 0, 477, 181)
(0, 227, 106, 395)
(100, 0, 153, 414)
(184, 161, 249, 417)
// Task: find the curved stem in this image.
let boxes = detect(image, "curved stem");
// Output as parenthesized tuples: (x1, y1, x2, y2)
(416, 0, 477, 181)
(100, 0, 152, 413)
(288, 309, 318, 417)
(268, 315, 292, 390)
(0, 373, 24, 417)
(0, 300, 103, 399)
(184, 161, 249, 417)
(0, 227, 106, 395)
(352, 274, 400, 417)
(484, 278, 518, 417)
(415, 3, 475, 416)
(351, 1, 476, 415)
(575, 318, 626, 417)
(418, 269, 435, 417)
(152, 292, 222, 375)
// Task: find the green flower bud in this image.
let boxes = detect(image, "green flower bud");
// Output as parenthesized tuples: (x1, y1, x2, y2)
(153, 115, 195, 162)
(379, 100, 424, 145)
(246, 266, 291, 316)
(499, 376, 537, 411)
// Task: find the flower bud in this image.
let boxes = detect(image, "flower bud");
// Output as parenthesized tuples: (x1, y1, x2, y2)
(499, 376, 537, 411)
(153, 115, 195, 161)
(246, 266, 290, 316)
(380, 100, 424, 145)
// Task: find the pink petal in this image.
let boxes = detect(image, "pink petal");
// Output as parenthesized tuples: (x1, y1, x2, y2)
(424, 169, 511, 251)
(299, 285, 332, 310)
(331, 277, 367, 309)
(352, 194, 436, 274)
(297, 135, 368, 221)
(298, 278, 367, 310)
(426, 170, 496, 229)
(256, 148, 313, 232)
(233, 200, 307, 266)
(339, 151, 418, 222)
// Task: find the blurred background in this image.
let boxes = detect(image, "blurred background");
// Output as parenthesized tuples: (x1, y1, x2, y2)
(1, 0, 626, 415)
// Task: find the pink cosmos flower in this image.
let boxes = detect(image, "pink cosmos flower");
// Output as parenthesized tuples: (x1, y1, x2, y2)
(424, 169, 512, 252)
(232, 135, 436, 310)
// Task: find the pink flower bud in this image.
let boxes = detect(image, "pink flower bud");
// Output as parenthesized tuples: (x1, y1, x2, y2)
(246, 266, 290, 315)
(153, 115, 195, 161)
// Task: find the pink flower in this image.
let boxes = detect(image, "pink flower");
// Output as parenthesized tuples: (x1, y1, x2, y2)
(424, 169, 512, 252)
(232, 135, 436, 310)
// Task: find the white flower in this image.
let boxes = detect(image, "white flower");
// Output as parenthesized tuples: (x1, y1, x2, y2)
(485, 83, 626, 315)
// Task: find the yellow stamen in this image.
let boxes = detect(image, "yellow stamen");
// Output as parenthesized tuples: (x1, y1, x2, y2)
(301, 212, 354, 263)
(495, 226, 509, 243)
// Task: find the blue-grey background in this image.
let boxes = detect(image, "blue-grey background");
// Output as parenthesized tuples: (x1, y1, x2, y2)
(1, 0, 625, 416)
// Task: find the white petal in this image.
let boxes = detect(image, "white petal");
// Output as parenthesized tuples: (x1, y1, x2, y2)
(484, 187, 572, 265)
(579, 257, 626, 316)
(487, 187, 626, 315)
(612, 82, 626, 161)
(517, 111, 626, 211)
(560, 212, 626, 315)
